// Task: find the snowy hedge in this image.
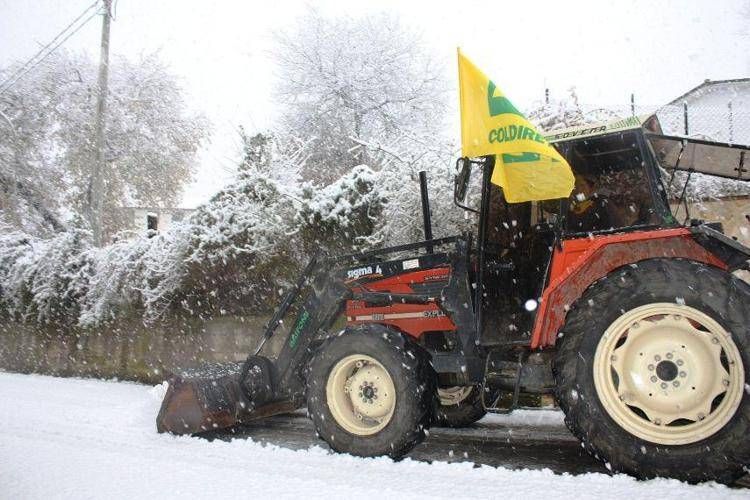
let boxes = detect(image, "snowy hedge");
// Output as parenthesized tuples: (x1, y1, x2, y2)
(0, 150, 467, 328)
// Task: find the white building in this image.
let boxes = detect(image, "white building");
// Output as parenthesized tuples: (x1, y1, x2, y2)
(656, 78, 750, 145)
(121, 206, 194, 235)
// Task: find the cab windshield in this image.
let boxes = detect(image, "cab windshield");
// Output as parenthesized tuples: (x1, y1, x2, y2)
(562, 131, 661, 234)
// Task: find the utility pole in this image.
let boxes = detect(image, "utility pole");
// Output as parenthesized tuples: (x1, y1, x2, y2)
(88, 0, 111, 246)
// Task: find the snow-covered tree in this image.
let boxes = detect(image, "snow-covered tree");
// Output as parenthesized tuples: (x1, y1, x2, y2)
(0, 51, 210, 238)
(296, 165, 386, 254)
(527, 87, 621, 132)
(272, 10, 450, 183)
(267, 10, 468, 248)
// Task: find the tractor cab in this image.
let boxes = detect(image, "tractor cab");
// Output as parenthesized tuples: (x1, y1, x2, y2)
(454, 114, 747, 348)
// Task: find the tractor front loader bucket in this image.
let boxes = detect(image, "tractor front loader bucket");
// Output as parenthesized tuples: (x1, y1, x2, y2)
(156, 366, 248, 434)
(156, 355, 295, 434)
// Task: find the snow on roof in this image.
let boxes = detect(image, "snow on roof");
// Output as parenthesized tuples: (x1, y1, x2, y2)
(666, 78, 750, 106)
(543, 114, 750, 200)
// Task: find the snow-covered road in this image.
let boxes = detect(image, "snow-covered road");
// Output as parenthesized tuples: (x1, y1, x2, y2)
(0, 372, 744, 499)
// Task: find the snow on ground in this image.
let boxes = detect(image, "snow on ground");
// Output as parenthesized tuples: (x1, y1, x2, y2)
(0, 372, 743, 500)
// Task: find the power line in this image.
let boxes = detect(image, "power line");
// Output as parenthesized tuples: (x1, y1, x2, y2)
(0, 1, 99, 90)
(0, 1, 100, 93)
(0, 2, 101, 95)
(0, 1, 101, 96)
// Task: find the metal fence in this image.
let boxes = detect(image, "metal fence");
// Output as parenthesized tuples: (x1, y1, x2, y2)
(541, 85, 750, 147)
(656, 100, 749, 146)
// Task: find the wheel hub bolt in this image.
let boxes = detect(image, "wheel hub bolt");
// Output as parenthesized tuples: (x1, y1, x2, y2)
(654, 355, 662, 361)
(679, 371, 686, 378)
(648, 364, 655, 371)
(711, 338, 719, 344)
(676, 359, 684, 366)
(666, 353, 673, 360)
(672, 381, 680, 387)
(654, 418, 662, 425)
(651, 376, 658, 383)
(723, 379, 730, 387)
(660, 382, 668, 389)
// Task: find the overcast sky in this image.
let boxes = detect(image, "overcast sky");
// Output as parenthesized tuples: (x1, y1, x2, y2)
(1, 0, 748, 207)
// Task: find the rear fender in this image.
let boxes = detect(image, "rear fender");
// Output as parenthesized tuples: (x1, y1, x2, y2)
(531, 228, 727, 349)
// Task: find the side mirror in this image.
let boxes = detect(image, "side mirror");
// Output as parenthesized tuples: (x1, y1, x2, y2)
(455, 157, 471, 202)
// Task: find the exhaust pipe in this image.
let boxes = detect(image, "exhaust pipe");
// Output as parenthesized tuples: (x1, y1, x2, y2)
(419, 171, 433, 253)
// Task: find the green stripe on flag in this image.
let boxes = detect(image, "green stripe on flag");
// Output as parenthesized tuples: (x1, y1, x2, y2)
(501, 152, 560, 164)
(488, 81, 523, 117)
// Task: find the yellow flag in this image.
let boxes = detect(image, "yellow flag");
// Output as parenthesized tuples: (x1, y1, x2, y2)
(457, 49, 574, 202)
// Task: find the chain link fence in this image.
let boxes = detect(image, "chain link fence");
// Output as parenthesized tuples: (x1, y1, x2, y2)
(541, 80, 750, 146)
(582, 78, 750, 145)
(657, 99, 750, 146)
(569, 100, 750, 147)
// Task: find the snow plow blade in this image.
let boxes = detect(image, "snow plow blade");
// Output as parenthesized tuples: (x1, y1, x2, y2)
(156, 370, 247, 434)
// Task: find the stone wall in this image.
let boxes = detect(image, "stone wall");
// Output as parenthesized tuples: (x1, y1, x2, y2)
(0, 315, 289, 385)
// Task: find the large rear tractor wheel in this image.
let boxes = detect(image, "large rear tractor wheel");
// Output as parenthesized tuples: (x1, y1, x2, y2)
(554, 258, 750, 484)
(306, 325, 435, 459)
(434, 386, 486, 427)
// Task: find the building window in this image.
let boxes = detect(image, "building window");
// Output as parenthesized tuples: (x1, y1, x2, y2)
(147, 213, 158, 234)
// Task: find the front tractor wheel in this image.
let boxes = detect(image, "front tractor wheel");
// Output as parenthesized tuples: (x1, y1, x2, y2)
(555, 259, 750, 484)
(306, 326, 434, 458)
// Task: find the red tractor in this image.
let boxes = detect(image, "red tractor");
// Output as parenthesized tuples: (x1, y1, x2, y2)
(158, 115, 750, 484)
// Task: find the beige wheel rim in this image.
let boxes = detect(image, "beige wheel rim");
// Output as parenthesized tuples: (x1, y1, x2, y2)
(326, 354, 396, 436)
(594, 303, 745, 445)
(438, 386, 473, 406)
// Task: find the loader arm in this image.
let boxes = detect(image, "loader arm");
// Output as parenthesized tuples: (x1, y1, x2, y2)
(261, 260, 351, 399)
